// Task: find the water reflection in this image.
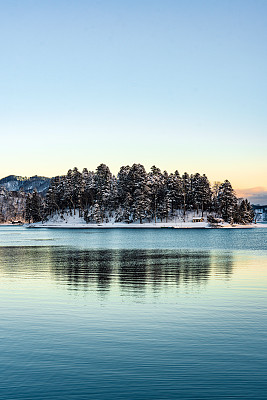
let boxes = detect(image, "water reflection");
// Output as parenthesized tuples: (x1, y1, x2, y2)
(47, 248, 216, 292)
(0, 246, 233, 294)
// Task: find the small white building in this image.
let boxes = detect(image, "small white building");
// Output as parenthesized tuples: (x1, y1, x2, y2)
(253, 205, 267, 222)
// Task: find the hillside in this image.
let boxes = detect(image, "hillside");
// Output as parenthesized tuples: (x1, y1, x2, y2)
(0, 175, 50, 194)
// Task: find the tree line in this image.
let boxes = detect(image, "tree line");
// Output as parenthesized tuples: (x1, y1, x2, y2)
(25, 164, 254, 225)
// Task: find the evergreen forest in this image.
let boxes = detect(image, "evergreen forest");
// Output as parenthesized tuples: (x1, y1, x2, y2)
(24, 164, 254, 225)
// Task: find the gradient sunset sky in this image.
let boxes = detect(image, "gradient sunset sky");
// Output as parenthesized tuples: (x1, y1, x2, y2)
(0, 0, 266, 195)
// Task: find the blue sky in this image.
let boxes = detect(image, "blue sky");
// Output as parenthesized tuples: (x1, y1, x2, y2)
(0, 0, 266, 191)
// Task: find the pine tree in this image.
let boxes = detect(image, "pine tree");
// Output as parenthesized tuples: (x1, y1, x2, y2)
(25, 194, 33, 223)
(167, 170, 182, 215)
(148, 166, 163, 223)
(191, 173, 201, 214)
(45, 176, 62, 216)
(94, 164, 112, 221)
(128, 164, 151, 223)
(63, 169, 75, 214)
(199, 174, 211, 216)
(82, 168, 95, 210)
(117, 165, 131, 205)
(181, 172, 190, 220)
(217, 180, 237, 223)
(237, 199, 254, 224)
(71, 167, 82, 215)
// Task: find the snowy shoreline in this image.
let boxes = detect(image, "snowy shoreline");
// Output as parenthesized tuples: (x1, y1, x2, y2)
(26, 221, 266, 229)
(22, 211, 267, 229)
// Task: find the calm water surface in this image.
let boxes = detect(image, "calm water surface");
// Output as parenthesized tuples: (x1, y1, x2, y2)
(0, 226, 267, 399)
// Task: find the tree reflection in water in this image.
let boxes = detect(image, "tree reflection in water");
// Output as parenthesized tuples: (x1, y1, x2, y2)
(49, 248, 233, 294)
(0, 246, 234, 295)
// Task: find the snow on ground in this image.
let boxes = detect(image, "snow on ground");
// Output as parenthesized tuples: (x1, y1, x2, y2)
(26, 212, 265, 229)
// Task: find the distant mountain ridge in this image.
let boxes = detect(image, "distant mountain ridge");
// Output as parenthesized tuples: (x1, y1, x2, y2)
(0, 175, 51, 194)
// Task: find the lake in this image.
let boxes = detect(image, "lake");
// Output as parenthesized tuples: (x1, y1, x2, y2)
(0, 226, 267, 399)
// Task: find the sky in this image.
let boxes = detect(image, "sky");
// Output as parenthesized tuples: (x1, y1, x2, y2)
(0, 0, 266, 199)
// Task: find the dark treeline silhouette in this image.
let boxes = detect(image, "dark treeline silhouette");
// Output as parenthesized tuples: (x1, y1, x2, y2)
(25, 164, 254, 225)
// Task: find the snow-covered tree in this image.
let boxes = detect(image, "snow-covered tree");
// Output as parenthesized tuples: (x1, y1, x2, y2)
(217, 180, 237, 223)
(148, 166, 163, 222)
(13, 164, 253, 226)
(94, 164, 113, 221)
(181, 172, 191, 219)
(235, 199, 254, 224)
(127, 164, 151, 223)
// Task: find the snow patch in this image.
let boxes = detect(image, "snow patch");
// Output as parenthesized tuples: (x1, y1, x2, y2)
(27, 211, 264, 229)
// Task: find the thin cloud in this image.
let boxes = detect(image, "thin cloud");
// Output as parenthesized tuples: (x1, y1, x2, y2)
(235, 187, 267, 205)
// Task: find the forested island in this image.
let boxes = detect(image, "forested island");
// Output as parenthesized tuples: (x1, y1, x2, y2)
(16, 163, 255, 228)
